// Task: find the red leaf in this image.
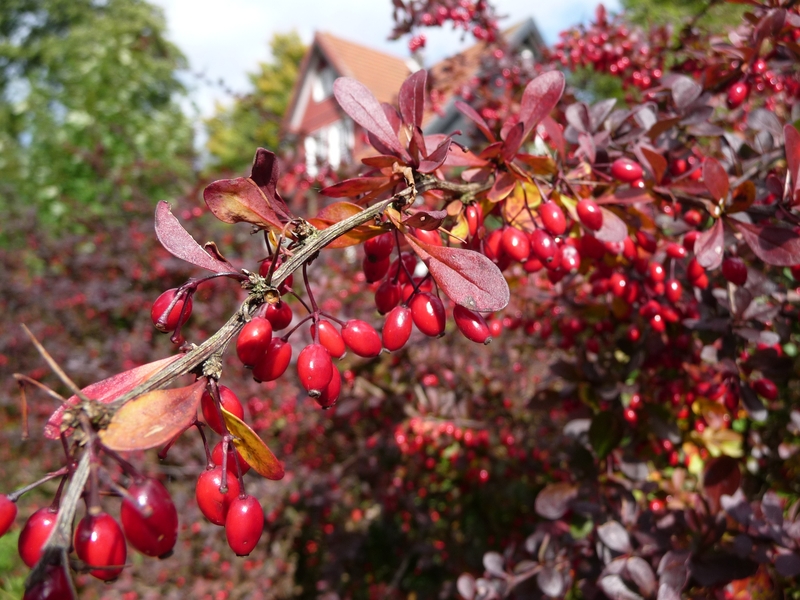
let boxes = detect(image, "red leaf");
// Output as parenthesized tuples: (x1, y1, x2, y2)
(520, 71, 566, 144)
(640, 147, 667, 184)
(306, 219, 382, 249)
(593, 207, 628, 242)
(703, 157, 729, 201)
(361, 155, 399, 168)
(501, 121, 525, 161)
(733, 220, 800, 266)
(404, 237, 510, 312)
(203, 177, 287, 231)
(403, 209, 448, 230)
(694, 219, 724, 269)
(315, 201, 364, 223)
(398, 70, 426, 128)
(99, 381, 205, 451)
(785, 124, 800, 195)
(418, 138, 451, 173)
(45, 356, 181, 439)
(541, 116, 565, 158)
(154, 202, 235, 274)
(321, 177, 393, 198)
(488, 171, 517, 202)
(454, 100, 495, 142)
(333, 78, 404, 155)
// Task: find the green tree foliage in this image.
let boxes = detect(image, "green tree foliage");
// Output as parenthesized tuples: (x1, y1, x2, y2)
(204, 32, 305, 175)
(0, 0, 195, 239)
(620, 0, 744, 34)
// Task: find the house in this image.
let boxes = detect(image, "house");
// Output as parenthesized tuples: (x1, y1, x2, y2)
(282, 20, 546, 176)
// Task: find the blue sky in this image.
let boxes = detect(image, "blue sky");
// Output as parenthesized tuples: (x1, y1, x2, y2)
(152, 0, 619, 117)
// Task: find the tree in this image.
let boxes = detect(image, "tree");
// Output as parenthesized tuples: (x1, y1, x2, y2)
(3, 1, 800, 598)
(0, 0, 195, 240)
(203, 32, 305, 175)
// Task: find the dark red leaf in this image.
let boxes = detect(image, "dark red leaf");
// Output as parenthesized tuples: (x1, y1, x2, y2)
(703, 455, 741, 512)
(534, 482, 578, 520)
(566, 102, 591, 133)
(740, 383, 767, 422)
(45, 356, 181, 440)
(418, 138, 452, 173)
(541, 115, 565, 158)
(671, 75, 702, 110)
(334, 78, 404, 155)
(382, 102, 401, 135)
(404, 237, 510, 312)
(154, 202, 235, 274)
(487, 171, 517, 202)
(733, 220, 800, 266)
(785, 124, 800, 195)
(249, 149, 292, 222)
(694, 219, 724, 270)
(99, 381, 205, 451)
(321, 177, 393, 198)
(398, 70, 426, 128)
(203, 177, 286, 231)
(501, 121, 525, 161)
(403, 209, 448, 230)
(703, 157, 729, 201)
(454, 100, 496, 142)
(361, 155, 399, 168)
(520, 71, 566, 143)
(640, 147, 667, 184)
(594, 207, 628, 243)
(728, 181, 756, 213)
(598, 521, 633, 554)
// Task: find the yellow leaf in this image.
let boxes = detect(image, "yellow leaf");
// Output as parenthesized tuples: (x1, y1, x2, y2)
(221, 408, 285, 480)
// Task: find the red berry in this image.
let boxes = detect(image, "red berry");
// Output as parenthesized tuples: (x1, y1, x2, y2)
(261, 301, 293, 331)
(561, 246, 581, 272)
(465, 203, 483, 236)
(225, 495, 264, 556)
(501, 227, 530, 262)
(387, 252, 418, 283)
(648, 262, 666, 282)
(611, 158, 643, 183)
(22, 564, 71, 600)
(409, 293, 446, 337)
(453, 305, 491, 344)
(252, 338, 292, 382)
(362, 255, 391, 283)
(540, 201, 566, 236)
(364, 232, 395, 261)
(666, 242, 687, 259)
(609, 272, 628, 297)
(236, 317, 273, 368)
(201, 385, 245, 435)
(74, 512, 126, 581)
(752, 378, 778, 400)
(258, 256, 293, 291)
(150, 288, 192, 332)
(316, 364, 342, 409)
(121, 478, 179, 558)
(413, 228, 443, 246)
(484, 229, 505, 261)
(576, 199, 603, 231)
(665, 279, 683, 303)
(383, 305, 413, 351)
(341, 319, 382, 357)
(196, 466, 240, 526)
(0, 495, 16, 538)
(375, 280, 402, 314)
(649, 499, 665, 513)
(684, 210, 702, 227)
(530, 229, 557, 263)
(211, 441, 251, 476)
(687, 257, 705, 281)
(721, 257, 748, 286)
(623, 408, 638, 425)
(311, 319, 346, 358)
(19, 507, 58, 568)
(727, 81, 749, 109)
(297, 343, 334, 397)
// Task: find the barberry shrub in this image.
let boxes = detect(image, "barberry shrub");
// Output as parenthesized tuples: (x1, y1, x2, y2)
(3, 0, 800, 597)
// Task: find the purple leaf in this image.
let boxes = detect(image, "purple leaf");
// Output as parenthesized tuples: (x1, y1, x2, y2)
(321, 177, 393, 198)
(249, 149, 292, 222)
(734, 220, 800, 266)
(483, 552, 506, 577)
(599, 575, 644, 600)
(590, 98, 617, 130)
(694, 219, 724, 270)
(382, 102, 402, 135)
(154, 202, 235, 274)
(598, 521, 633, 554)
(334, 78, 404, 155)
(535, 482, 578, 520)
(657, 551, 689, 600)
(537, 566, 565, 597)
(404, 238, 510, 312)
(566, 103, 591, 133)
(594, 207, 628, 243)
(640, 147, 667, 184)
(671, 76, 702, 110)
(775, 552, 800, 578)
(455, 100, 496, 142)
(625, 557, 656, 598)
(204, 177, 287, 231)
(501, 121, 525, 161)
(703, 455, 741, 511)
(399, 69, 426, 128)
(418, 138, 452, 173)
(740, 383, 767, 422)
(703, 158, 729, 201)
(785, 124, 800, 195)
(456, 574, 476, 600)
(520, 71, 566, 144)
(403, 209, 448, 230)
(542, 115, 565, 158)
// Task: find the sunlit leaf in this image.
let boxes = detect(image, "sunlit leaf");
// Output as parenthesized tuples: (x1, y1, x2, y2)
(221, 408, 284, 480)
(694, 219, 724, 270)
(403, 209, 447, 230)
(501, 121, 525, 160)
(419, 138, 451, 173)
(249, 148, 292, 220)
(488, 172, 517, 202)
(594, 207, 628, 242)
(306, 218, 383, 249)
(703, 157, 729, 202)
(315, 201, 363, 223)
(520, 71, 566, 144)
(99, 381, 204, 451)
(733, 220, 800, 266)
(671, 76, 702, 110)
(45, 356, 181, 439)
(321, 177, 393, 198)
(398, 69, 426, 128)
(727, 181, 755, 213)
(203, 177, 287, 231)
(404, 237, 510, 312)
(154, 202, 234, 274)
(333, 78, 404, 155)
